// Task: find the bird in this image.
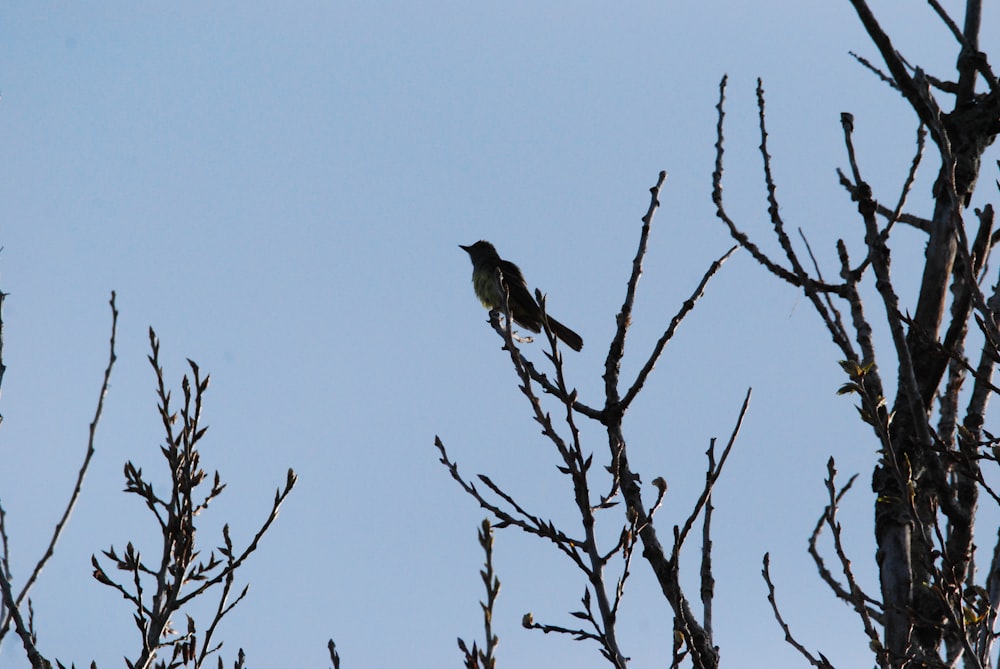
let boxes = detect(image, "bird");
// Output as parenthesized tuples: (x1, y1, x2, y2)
(460, 240, 583, 352)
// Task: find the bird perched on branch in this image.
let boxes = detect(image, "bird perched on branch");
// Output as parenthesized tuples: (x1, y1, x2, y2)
(460, 240, 584, 352)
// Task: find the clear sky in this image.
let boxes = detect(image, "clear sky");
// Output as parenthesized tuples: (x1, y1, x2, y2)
(1, 2, 999, 668)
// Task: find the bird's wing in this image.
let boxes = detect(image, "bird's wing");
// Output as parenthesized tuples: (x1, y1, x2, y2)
(496, 258, 527, 286)
(497, 258, 543, 331)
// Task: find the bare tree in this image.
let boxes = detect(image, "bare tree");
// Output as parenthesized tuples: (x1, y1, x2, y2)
(438, 173, 746, 669)
(714, 1, 1000, 667)
(0, 291, 296, 669)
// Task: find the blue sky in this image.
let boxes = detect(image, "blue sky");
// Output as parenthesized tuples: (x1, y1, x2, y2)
(1, 2, 999, 668)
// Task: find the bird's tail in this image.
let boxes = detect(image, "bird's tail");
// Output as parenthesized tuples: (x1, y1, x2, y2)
(545, 316, 584, 352)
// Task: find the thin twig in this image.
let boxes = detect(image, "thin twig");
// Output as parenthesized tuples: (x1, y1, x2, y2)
(926, 0, 999, 94)
(619, 247, 736, 411)
(808, 472, 884, 621)
(604, 170, 668, 409)
(0, 566, 49, 669)
(713, 76, 804, 288)
(822, 459, 886, 663)
(457, 519, 500, 669)
(435, 437, 587, 570)
(762, 553, 837, 669)
(700, 441, 716, 640)
(849, 50, 900, 89)
(1, 293, 118, 639)
(846, 0, 948, 146)
(328, 640, 341, 669)
(838, 171, 932, 232)
(799, 228, 852, 353)
(0, 283, 7, 421)
(673, 389, 751, 554)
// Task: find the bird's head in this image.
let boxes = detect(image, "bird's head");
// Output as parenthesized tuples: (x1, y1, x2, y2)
(459, 240, 499, 265)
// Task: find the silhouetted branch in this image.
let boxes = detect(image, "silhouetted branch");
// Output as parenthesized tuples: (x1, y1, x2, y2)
(799, 228, 851, 343)
(619, 246, 735, 412)
(808, 470, 884, 622)
(846, 0, 948, 145)
(328, 640, 341, 669)
(837, 174, 933, 232)
(841, 113, 934, 452)
(763, 553, 838, 669)
(0, 292, 118, 657)
(926, 0, 998, 94)
(821, 459, 884, 660)
(0, 282, 6, 423)
(673, 389, 750, 555)
(713, 76, 802, 288)
(719, 79, 860, 361)
(0, 569, 48, 669)
(849, 50, 899, 90)
(604, 169, 668, 406)
(836, 121, 929, 248)
(91, 331, 295, 669)
(457, 519, 500, 669)
(435, 437, 588, 570)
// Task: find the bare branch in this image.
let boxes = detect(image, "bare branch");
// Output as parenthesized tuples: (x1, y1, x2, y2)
(0, 284, 6, 422)
(604, 170, 668, 408)
(328, 640, 341, 669)
(0, 567, 49, 669)
(1, 293, 118, 644)
(434, 437, 587, 570)
(756, 79, 814, 283)
(838, 171, 933, 233)
(716, 78, 855, 362)
(846, 0, 948, 145)
(926, 0, 999, 95)
(808, 471, 884, 622)
(763, 553, 838, 669)
(619, 246, 736, 412)
(699, 442, 716, 641)
(713, 76, 804, 288)
(841, 113, 934, 450)
(457, 519, 500, 669)
(821, 459, 885, 661)
(849, 50, 899, 90)
(673, 389, 750, 555)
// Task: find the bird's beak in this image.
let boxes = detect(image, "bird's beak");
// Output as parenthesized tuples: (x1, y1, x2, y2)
(459, 244, 470, 252)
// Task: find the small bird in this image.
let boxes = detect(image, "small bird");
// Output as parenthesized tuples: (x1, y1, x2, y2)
(460, 240, 583, 351)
